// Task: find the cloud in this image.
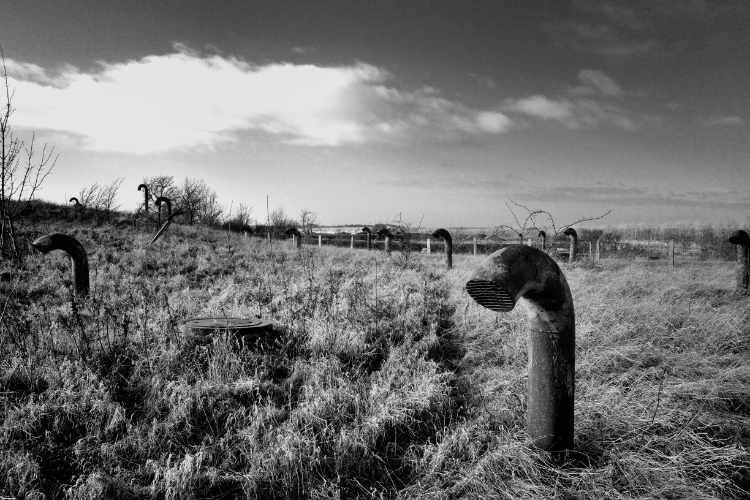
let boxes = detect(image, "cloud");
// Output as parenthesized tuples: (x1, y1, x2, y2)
(506, 95, 637, 131)
(507, 95, 573, 121)
(5, 46, 511, 154)
(504, 69, 644, 131)
(576, 69, 622, 96)
(520, 184, 750, 210)
(548, 20, 658, 57)
(704, 115, 745, 127)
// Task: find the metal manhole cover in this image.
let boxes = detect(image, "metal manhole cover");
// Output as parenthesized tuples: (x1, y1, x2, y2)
(183, 317, 274, 341)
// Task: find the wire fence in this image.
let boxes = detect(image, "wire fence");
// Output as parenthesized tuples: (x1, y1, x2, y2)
(249, 232, 738, 264)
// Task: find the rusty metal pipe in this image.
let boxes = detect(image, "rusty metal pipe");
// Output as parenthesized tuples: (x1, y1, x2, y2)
(432, 228, 453, 269)
(69, 197, 83, 212)
(31, 233, 90, 296)
(137, 183, 149, 212)
(538, 230, 546, 251)
(286, 228, 302, 249)
(563, 228, 578, 263)
(378, 228, 392, 254)
(728, 230, 750, 294)
(155, 196, 172, 218)
(465, 245, 574, 451)
(155, 196, 171, 226)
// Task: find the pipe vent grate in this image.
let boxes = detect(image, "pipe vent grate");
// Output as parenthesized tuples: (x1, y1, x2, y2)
(466, 280, 515, 312)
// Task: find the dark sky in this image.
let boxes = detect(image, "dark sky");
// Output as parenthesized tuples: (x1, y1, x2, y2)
(2, 0, 749, 226)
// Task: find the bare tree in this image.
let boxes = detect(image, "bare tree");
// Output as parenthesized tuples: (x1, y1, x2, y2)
(0, 49, 57, 258)
(199, 189, 223, 225)
(226, 202, 253, 228)
(299, 208, 317, 235)
(95, 177, 124, 213)
(499, 199, 612, 241)
(270, 207, 295, 228)
(76, 184, 100, 208)
(176, 177, 223, 225)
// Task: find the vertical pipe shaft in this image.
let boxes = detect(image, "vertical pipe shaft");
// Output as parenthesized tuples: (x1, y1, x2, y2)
(318, 234, 322, 248)
(473, 237, 477, 256)
(588, 241, 592, 262)
(350, 234, 354, 249)
(739, 245, 750, 293)
(564, 228, 578, 264)
(426, 238, 431, 254)
(432, 228, 453, 270)
(728, 231, 750, 294)
(465, 245, 574, 451)
(384, 236, 391, 254)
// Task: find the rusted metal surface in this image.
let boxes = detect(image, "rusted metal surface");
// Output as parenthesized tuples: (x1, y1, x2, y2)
(286, 228, 302, 249)
(377, 228, 393, 254)
(155, 196, 172, 226)
(182, 317, 275, 345)
(137, 183, 149, 213)
(149, 218, 173, 246)
(432, 228, 453, 269)
(728, 230, 750, 294)
(31, 233, 90, 296)
(564, 227, 578, 263)
(465, 245, 575, 451)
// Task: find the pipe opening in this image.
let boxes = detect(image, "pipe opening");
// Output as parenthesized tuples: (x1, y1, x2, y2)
(466, 279, 515, 312)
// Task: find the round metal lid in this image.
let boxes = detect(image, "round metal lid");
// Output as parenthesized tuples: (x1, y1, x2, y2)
(183, 317, 273, 333)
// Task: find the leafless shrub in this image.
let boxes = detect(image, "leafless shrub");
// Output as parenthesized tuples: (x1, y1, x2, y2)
(0, 49, 57, 259)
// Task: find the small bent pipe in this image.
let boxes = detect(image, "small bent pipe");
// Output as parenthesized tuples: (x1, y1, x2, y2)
(155, 196, 172, 226)
(465, 245, 574, 451)
(378, 228, 393, 254)
(538, 230, 546, 251)
(69, 197, 82, 210)
(286, 228, 302, 249)
(432, 228, 453, 269)
(728, 230, 750, 294)
(137, 183, 149, 212)
(362, 226, 372, 250)
(563, 228, 578, 264)
(31, 233, 90, 297)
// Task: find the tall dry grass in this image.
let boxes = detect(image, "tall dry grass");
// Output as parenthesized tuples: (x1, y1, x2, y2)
(0, 219, 747, 499)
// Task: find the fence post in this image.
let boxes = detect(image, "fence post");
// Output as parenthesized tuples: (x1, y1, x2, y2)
(426, 238, 431, 254)
(473, 237, 477, 256)
(318, 234, 322, 248)
(595, 239, 600, 264)
(670, 240, 675, 268)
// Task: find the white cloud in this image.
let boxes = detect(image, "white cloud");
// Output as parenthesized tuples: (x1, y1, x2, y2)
(506, 95, 637, 130)
(505, 70, 641, 131)
(506, 95, 573, 120)
(5, 47, 512, 154)
(704, 115, 744, 127)
(576, 69, 622, 97)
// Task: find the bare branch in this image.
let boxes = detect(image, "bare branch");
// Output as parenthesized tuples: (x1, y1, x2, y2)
(558, 210, 613, 233)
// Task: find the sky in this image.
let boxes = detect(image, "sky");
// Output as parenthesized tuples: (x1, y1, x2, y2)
(1, 0, 749, 227)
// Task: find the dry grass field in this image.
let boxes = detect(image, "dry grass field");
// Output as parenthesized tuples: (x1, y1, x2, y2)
(1, 216, 748, 499)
